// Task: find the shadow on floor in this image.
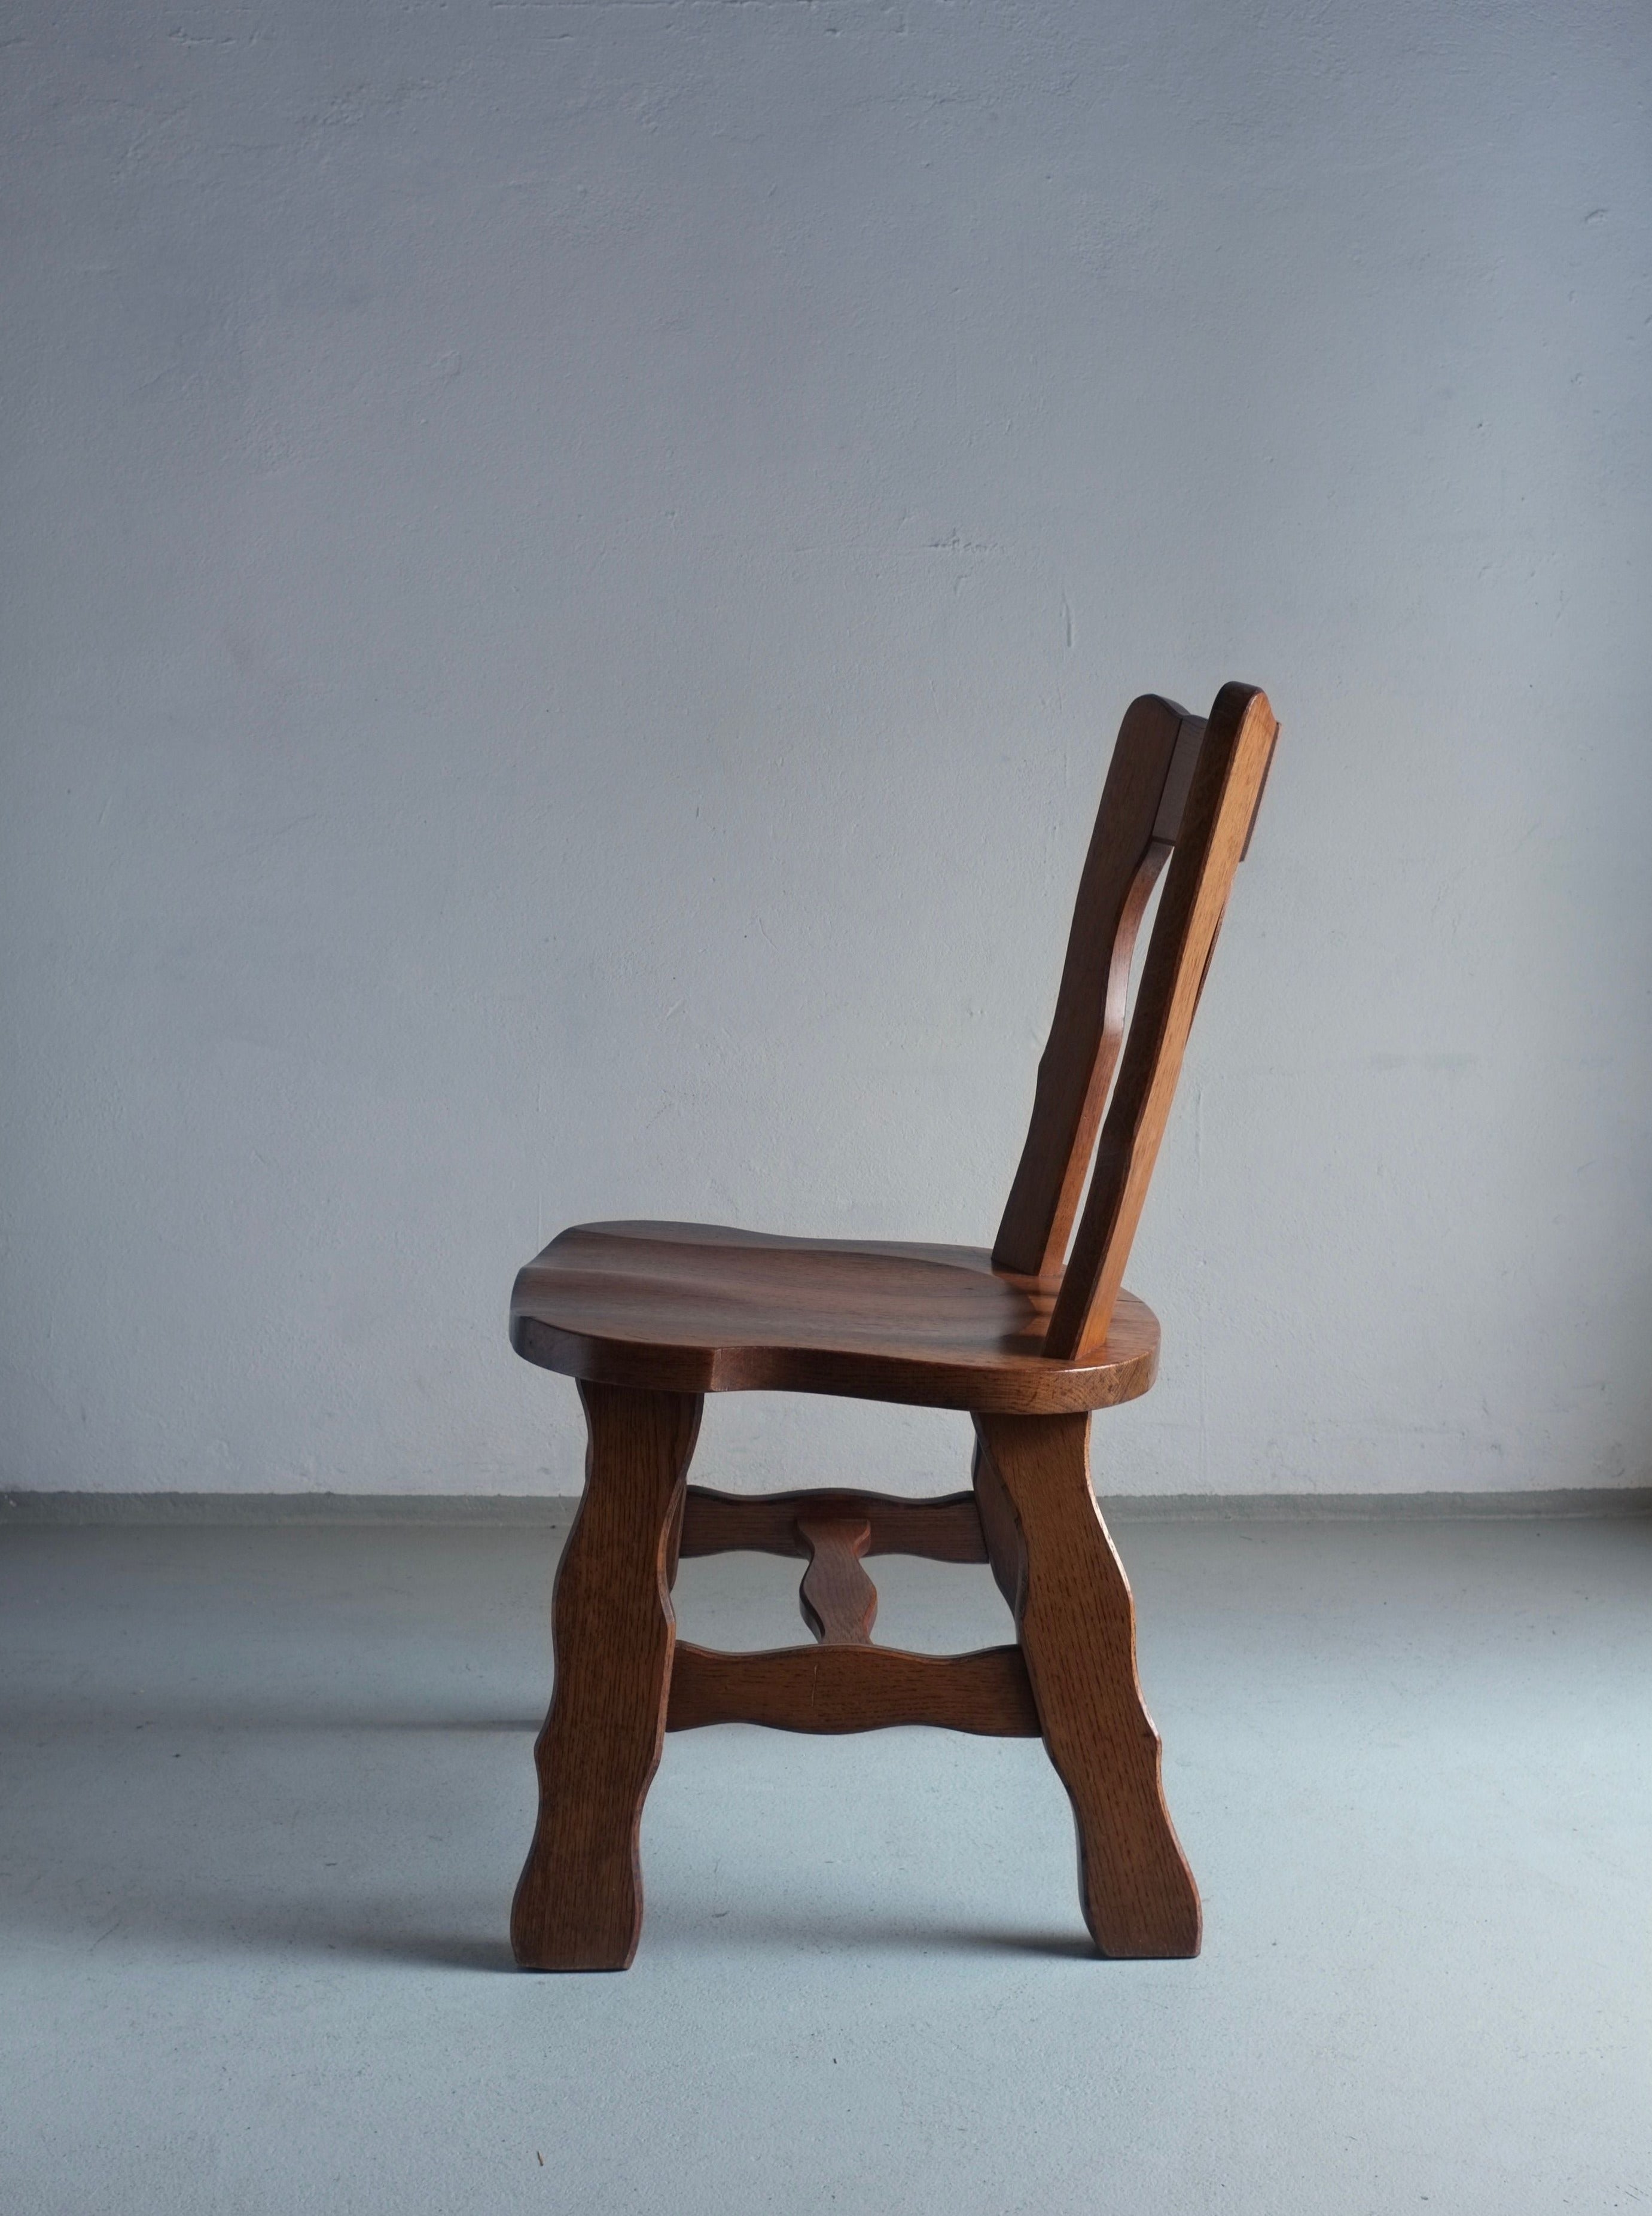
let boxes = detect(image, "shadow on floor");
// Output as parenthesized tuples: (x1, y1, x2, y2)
(6, 1884, 1100, 1973)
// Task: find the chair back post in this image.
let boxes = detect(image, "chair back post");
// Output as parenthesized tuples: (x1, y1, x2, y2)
(1038, 682, 1278, 1363)
(992, 694, 1208, 1282)
(1038, 682, 1286, 1356)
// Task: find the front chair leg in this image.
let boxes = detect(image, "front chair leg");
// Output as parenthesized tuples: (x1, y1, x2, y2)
(972, 1411, 1201, 1958)
(511, 1382, 703, 1970)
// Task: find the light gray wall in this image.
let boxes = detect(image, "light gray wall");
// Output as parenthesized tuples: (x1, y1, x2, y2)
(3, 1, 1648, 1499)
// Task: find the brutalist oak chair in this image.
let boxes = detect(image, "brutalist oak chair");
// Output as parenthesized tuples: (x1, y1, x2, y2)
(509, 681, 1279, 1969)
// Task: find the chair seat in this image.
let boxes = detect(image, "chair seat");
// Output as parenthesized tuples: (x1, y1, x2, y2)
(510, 1220, 1159, 1413)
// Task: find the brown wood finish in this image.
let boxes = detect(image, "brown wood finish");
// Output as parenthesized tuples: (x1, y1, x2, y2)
(666, 1640, 1041, 1736)
(510, 1381, 702, 1971)
(972, 1411, 1202, 1957)
(970, 1435, 1023, 1615)
(797, 1517, 877, 1644)
(512, 1222, 1160, 1414)
(993, 695, 1203, 1281)
(507, 679, 1278, 1965)
(679, 1485, 989, 1563)
(1046, 683, 1279, 1360)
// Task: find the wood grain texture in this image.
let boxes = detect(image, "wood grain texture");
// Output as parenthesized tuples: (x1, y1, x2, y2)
(993, 695, 1202, 1281)
(1046, 685, 1279, 1361)
(973, 1410, 1200, 1958)
(679, 1485, 989, 1563)
(504, 677, 1278, 1965)
(970, 1434, 1024, 1615)
(512, 1221, 1160, 1414)
(510, 1382, 702, 1971)
(797, 1517, 877, 1644)
(666, 1639, 1041, 1736)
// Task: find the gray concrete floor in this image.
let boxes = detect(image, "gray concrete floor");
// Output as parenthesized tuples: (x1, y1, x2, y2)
(1, 1511, 1648, 2214)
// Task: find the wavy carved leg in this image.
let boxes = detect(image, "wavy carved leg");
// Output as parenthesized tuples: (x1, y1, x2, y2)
(511, 1382, 702, 1971)
(972, 1412, 1201, 1958)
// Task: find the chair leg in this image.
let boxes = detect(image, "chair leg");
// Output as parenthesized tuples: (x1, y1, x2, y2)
(972, 1411, 1201, 1959)
(511, 1382, 703, 1970)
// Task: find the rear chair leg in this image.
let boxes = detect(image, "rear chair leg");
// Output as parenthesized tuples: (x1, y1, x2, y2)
(511, 1382, 703, 1970)
(972, 1411, 1200, 1958)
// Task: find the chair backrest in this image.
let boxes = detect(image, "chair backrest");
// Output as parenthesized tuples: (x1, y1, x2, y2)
(993, 681, 1279, 1361)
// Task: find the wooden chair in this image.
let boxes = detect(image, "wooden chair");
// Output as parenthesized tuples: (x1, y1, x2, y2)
(509, 680, 1279, 1970)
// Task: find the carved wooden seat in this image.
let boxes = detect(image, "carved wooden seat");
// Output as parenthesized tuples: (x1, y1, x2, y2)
(513, 1223, 1162, 1411)
(509, 681, 1279, 1970)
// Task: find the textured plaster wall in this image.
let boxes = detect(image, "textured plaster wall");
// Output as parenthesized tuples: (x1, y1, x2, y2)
(3, 1, 1649, 1498)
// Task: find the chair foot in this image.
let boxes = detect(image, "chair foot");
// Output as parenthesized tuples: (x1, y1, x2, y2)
(973, 1412, 1201, 1958)
(511, 1382, 702, 1970)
